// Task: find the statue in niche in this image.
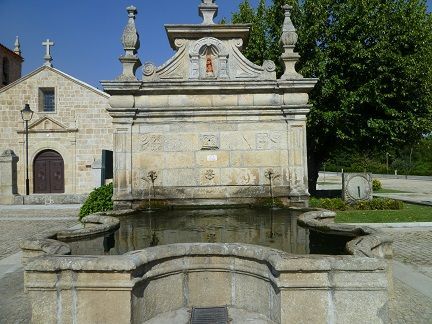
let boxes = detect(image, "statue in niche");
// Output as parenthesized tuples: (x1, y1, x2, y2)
(206, 53, 214, 76)
(201, 46, 217, 78)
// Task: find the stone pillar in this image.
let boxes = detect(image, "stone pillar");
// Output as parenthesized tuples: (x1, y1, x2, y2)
(0, 150, 19, 204)
(287, 122, 309, 203)
(113, 126, 133, 209)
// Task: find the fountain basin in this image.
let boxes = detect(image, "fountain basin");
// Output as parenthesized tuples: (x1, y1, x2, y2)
(24, 243, 389, 324)
(22, 208, 392, 323)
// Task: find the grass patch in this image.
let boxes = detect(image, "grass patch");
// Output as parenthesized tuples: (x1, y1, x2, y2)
(316, 181, 338, 185)
(374, 188, 412, 194)
(336, 203, 432, 223)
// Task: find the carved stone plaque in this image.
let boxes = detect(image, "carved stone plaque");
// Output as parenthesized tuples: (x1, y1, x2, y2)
(141, 135, 163, 151)
(200, 134, 219, 150)
(256, 133, 281, 150)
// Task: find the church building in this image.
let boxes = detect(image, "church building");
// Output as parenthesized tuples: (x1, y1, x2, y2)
(0, 38, 23, 88)
(0, 39, 112, 204)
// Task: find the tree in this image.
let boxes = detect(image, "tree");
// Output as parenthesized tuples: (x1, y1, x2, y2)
(232, 0, 269, 66)
(229, 0, 432, 193)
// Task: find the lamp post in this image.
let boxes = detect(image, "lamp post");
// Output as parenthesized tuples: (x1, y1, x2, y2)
(20, 104, 33, 195)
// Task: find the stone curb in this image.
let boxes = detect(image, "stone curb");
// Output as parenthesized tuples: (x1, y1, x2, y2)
(298, 209, 393, 259)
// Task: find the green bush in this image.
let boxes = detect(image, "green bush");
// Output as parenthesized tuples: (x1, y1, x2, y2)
(310, 197, 403, 211)
(254, 197, 284, 208)
(79, 183, 113, 219)
(372, 179, 382, 191)
(310, 197, 348, 210)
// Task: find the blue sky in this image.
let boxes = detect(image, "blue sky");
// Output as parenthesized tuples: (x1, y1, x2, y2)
(0, 0, 431, 88)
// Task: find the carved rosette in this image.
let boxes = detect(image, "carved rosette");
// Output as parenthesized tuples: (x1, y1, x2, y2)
(280, 5, 302, 79)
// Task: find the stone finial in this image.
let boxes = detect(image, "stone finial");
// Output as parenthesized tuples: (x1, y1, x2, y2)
(14, 36, 21, 56)
(118, 5, 142, 81)
(199, 0, 218, 25)
(121, 6, 140, 56)
(280, 5, 302, 79)
(42, 39, 54, 67)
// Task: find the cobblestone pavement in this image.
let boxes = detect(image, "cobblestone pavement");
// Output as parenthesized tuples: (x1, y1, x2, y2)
(0, 269, 30, 324)
(0, 205, 79, 259)
(385, 229, 432, 279)
(0, 205, 79, 324)
(384, 228, 432, 323)
(390, 279, 432, 324)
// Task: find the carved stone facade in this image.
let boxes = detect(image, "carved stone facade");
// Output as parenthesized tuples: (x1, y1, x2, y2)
(0, 65, 112, 198)
(102, 2, 317, 208)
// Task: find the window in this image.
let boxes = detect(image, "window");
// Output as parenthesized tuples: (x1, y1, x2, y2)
(38, 88, 55, 112)
(2, 57, 9, 85)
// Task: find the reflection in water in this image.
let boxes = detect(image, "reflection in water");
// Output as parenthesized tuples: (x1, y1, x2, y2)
(66, 208, 349, 256)
(103, 233, 115, 254)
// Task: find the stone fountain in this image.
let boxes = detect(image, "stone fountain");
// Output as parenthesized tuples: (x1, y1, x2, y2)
(101, 1, 316, 210)
(22, 2, 393, 323)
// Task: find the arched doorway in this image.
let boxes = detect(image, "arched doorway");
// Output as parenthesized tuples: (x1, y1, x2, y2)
(33, 150, 64, 193)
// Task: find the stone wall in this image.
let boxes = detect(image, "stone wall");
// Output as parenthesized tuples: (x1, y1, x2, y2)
(0, 66, 112, 195)
(0, 44, 22, 88)
(24, 243, 390, 324)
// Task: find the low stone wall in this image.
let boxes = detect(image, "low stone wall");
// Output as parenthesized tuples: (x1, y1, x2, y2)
(298, 209, 393, 259)
(20, 214, 120, 265)
(24, 243, 390, 324)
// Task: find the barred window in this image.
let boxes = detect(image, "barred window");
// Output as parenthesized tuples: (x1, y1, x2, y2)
(39, 88, 55, 112)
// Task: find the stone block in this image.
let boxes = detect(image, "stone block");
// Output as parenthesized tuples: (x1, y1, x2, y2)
(232, 272, 271, 317)
(333, 290, 389, 323)
(280, 289, 329, 324)
(137, 273, 185, 322)
(220, 168, 259, 185)
(135, 152, 164, 170)
(164, 134, 200, 152)
(165, 152, 195, 169)
(27, 290, 58, 324)
(230, 151, 281, 168)
(163, 168, 197, 186)
(187, 271, 232, 307)
(219, 131, 255, 151)
(76, 290, 132, 324)
(195, 151, 229, 168)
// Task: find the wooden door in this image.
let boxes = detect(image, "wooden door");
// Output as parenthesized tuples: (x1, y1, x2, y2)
(33, 150, 64, 193)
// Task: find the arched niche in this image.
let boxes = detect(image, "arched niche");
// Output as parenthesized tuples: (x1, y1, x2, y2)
(189, 37, 229, 80)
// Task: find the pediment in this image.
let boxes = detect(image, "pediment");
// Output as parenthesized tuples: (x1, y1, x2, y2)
(21, 116, 78, 133)
(142, 37, 276, 82)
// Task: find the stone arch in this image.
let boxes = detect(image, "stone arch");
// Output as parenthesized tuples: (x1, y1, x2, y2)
(189, 37, 229, 80)
(33, 149, 65, 193)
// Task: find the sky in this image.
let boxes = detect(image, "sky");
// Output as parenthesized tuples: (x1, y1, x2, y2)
(0, 0, 431, 89)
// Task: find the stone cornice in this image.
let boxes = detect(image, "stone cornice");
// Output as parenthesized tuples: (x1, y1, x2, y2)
(164, 24, 251, 50)
(102, 79, 317, 95)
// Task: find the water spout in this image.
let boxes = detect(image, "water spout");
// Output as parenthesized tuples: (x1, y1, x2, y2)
(265, 169, 280, 209)
(141, 170, 158, 212)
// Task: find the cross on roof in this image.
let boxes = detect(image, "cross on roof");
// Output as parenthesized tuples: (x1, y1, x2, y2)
(42, 39, 54, 67)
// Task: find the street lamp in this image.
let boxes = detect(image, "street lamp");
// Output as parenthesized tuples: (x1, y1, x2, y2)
(20, 104, 33, 195)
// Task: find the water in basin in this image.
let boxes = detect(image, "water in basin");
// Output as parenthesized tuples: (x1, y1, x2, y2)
(65, 208, 350, 255)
